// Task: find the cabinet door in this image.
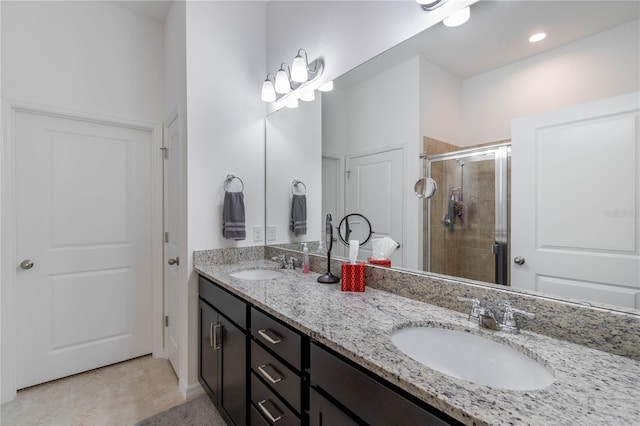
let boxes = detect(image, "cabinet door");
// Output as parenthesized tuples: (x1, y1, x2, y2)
(309, 388, 359, 426)
(200, 300, 220, 403)
(220, 314, 247, 426)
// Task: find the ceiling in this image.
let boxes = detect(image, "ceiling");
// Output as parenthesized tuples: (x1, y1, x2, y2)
(338, 0, 640, 87)
(107, 0, 172, 23)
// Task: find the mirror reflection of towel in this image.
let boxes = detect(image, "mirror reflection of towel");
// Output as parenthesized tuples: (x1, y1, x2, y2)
(289, 194, 307, 236)
(223, 191, 246, 240)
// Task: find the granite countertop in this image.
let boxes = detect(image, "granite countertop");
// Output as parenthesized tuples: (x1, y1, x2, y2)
(195, 259, 640, 426)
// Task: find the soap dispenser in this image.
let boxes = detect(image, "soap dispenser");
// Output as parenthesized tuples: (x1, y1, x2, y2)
(302, 242, 310, 274)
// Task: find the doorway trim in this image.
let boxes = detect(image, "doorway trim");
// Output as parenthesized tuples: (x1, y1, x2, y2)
(1, 100, 164, 403)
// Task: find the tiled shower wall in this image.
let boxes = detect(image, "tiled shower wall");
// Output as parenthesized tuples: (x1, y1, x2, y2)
(423, 137, 510, 285)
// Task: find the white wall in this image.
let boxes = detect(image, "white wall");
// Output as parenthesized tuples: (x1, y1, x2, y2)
(266, 98, 322, 244)
(420, 58, 462, 146)
(184, 0, 266, 389)
(461, 20, 640, 146)
(0, 1, 164, 403)
(1, 1, 163, 122)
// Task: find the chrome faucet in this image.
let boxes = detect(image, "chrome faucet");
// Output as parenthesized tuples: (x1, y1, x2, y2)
(457, 297, 535, 333)
(271, 254, 298, 270)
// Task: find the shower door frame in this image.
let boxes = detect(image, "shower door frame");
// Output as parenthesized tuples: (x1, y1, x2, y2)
(423, 143, 511, 285)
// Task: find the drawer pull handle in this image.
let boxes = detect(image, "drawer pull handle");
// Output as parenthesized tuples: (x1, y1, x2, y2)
(257, 399, 284, 423)
(212, 323, 222, 350)
(257, 364, 283, 384)
(258, 329, 282, 345)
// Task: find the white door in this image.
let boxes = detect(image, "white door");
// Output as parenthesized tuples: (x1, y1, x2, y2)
(322, 156, 344, 256)
(511, 92, 640, 309)
(15, 110, 153, 389)
(164, 112, 181, 374)
(346, 148, 403, 265)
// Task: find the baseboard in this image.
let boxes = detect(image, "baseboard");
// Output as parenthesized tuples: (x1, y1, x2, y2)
(185, 382, 204, 401)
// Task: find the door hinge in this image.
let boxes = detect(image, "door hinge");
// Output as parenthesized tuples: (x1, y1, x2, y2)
(165, 316, 169, 327)
(165, 232, 169, 243)
(160, 146, 168, 159)
(346, 170, 351, 179)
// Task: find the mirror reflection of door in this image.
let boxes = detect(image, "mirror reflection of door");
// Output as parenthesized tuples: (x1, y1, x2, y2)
(346, 148, 404, 265)
(321, 155, 344, 256)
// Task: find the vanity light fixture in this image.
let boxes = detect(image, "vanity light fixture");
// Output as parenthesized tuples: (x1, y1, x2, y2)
(416, 0, 447, 11)
(261, 74, 277, 102)
(318, 81, 334, 92)
(443, 6, 470, 27)
(300, 90, 315, 102)
(529, 32, 548, 43)
(275, 63, 292, 94)
(261, 49, 325, 110)
(291, 49, 310, 83)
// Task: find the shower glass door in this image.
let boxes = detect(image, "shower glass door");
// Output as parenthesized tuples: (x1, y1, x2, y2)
(425, 144, 510, 285)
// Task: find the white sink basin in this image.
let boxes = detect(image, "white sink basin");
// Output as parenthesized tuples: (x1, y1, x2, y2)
(390, 327, 554, 390)
(229, 269, 283, 280)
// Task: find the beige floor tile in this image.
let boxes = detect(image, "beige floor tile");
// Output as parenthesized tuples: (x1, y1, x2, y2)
(0, 355, 184, 426)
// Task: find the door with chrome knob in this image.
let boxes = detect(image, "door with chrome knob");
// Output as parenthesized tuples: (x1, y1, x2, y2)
(514, 256, 526, 265)
(168, 257, 180, 266)
(20, 259, 35, 270)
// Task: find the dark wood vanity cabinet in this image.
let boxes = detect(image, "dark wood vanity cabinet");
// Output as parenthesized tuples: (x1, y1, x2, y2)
(198, 274, 460, 426)
(199, 276, 248, 426)
(309, 342, 461, 426)
(249, 307, 307, 426)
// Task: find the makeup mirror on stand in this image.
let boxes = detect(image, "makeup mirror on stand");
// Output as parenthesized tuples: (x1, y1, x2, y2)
(317, 213, 340, 284)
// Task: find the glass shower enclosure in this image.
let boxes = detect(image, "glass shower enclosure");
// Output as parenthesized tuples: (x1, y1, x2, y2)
(423, 144, 511, 285)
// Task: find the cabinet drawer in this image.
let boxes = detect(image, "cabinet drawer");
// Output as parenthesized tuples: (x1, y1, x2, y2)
(310, 343, 452, 426)
(199, 276, 247, 330)
(251, 308, 302, 371)
(309, 388, 358, 426)
(251, 340, 301, 413)
(250, 404, 271, 426)
(251, 373, 300, 426)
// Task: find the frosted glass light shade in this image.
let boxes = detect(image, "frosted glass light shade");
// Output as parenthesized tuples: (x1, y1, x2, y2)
(318, 81, 334, 92)
(300, 90, 315, 102)
(275, 69, 291, 94)
(443, 6, 470, 27)
(291, 55, 309, 83)
(261, 79, 276, 102)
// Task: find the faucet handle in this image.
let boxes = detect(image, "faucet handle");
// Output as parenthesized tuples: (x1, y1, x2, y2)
(457, 296, 481, 321)
(501, 303, 535, 329)
(271, 255, 286, 268)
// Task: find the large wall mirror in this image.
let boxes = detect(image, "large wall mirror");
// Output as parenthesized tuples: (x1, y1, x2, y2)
(265, 0, 640, 312)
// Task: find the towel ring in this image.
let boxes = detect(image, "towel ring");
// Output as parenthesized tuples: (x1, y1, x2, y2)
(291, 179, 306, 195)
(224, 174, 244, 192)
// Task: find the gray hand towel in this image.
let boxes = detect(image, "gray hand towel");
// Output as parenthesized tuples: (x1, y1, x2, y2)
(223, 191, 246, 240)
(289, 194, 307, 236)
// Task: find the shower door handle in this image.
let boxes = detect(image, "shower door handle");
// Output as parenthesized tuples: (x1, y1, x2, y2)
(514, 256, 526, 265)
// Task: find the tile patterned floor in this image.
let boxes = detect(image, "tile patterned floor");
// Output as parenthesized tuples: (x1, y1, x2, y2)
(0, 355, 185, 426)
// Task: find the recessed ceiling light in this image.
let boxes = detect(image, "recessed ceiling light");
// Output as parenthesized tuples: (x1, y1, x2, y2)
(529, 32, 547, 43)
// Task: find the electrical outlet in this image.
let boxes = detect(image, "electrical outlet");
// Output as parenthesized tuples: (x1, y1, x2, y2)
(253, 226, 264, 243)
(267, 226, 277, 243)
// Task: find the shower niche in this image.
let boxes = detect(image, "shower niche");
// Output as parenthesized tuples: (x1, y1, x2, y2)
(423, 143, 511, 285)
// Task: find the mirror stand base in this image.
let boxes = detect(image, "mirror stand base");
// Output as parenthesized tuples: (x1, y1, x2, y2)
(317, 272, 340, 284)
